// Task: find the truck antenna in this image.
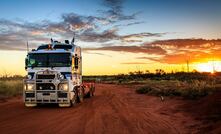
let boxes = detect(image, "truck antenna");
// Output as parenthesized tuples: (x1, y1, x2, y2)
(26, 41, 29, 52)
(71, 34, 75, 44)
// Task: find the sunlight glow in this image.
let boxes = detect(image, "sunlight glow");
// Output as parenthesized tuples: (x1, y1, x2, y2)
(196, 61, 221, 73)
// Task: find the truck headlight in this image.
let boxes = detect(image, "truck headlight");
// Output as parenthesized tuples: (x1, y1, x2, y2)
(59, 83, 68, 91)
(25, 83, 34, 91)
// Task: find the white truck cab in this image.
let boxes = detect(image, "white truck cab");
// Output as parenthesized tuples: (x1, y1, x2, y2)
(23, 39, 94, 107)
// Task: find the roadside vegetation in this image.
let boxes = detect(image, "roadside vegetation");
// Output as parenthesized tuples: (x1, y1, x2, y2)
(83, 70, 221, 99)
(0, 75, 24, 99)
(0, 70, 221, 100)
(135, 80, 218, 99)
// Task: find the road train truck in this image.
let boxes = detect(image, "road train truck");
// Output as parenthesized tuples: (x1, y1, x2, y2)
(23, 39, 95, 107)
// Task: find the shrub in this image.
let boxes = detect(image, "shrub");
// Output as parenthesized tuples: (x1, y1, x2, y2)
(0, 80, 23, 98)
(136, 86, 152, 94)
(136, 80, 217, 99)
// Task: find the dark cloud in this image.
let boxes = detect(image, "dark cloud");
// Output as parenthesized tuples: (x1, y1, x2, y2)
(124, 21, 145, 26)
(0, 11, 150, 50)
(80, 28, 119, 42)
(84, 45, 166, 55)
(122, 32, 165, 40)
(100, 0, 139, 22)
(114, 21, 145, 27)
(0, 12, 104, 50)
(80, 28, 165, 43)
(0, 0, 149, 50)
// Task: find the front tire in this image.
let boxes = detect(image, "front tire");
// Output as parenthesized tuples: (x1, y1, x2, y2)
(77, 87, 84, 103)
(71, 91, 77, 106)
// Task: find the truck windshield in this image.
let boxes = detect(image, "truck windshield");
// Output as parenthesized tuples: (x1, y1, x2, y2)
(27, 53, 71, 67)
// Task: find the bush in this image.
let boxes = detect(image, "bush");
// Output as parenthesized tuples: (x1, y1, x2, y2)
(0, 80, 23, 98)
(136, 80, 217, 99)
(136, 86, 152, 94)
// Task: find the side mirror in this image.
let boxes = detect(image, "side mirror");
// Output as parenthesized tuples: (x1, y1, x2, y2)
(74, 57, 79, 69)
(25, 58, 28, 70)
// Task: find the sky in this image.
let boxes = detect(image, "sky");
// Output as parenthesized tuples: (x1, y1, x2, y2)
(0, 0, 221, 75)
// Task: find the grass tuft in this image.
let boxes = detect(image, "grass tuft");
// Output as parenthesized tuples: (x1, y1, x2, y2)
(0, 80, 23, 99)
(136, 80, 217, 99)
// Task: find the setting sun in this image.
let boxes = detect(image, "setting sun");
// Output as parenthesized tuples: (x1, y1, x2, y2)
(196, 61, 221, 73)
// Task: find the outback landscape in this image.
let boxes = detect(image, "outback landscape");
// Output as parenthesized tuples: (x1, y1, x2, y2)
(0, 72, 221, 134)
(1, 0, 221, 134)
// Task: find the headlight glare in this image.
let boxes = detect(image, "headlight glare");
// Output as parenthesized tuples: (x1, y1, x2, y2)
(26, 84, 34, 91)
(59, 83, 68, 91)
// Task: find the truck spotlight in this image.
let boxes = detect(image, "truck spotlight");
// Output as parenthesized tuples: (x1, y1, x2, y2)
(59, 74, 64, 80)
(27, 75, 32, 80)
(27, 83, 34, 91)
(50, 86, 54, 90)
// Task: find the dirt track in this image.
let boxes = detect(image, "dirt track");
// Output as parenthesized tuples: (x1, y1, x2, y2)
(0, 84, 202, 134)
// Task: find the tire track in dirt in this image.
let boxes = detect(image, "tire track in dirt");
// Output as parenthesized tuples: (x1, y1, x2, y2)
(0, 84, 196, 134)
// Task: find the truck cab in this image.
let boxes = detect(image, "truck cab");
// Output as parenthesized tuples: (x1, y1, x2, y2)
(23, 39, 94, 107)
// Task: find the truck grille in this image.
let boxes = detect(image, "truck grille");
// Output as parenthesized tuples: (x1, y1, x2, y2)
(36, 74, 55, 79)
(36, 83, 56, 90)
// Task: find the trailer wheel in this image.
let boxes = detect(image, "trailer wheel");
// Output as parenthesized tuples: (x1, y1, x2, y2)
(92, 86, 95, 96)
(89, 86, 94, 97)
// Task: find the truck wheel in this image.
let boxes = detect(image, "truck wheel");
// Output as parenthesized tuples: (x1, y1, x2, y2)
(71, 91, 77, 106)
(89, 87, 94, 97)
(77, 87, 84, 103)
(92, 86, 95, 96)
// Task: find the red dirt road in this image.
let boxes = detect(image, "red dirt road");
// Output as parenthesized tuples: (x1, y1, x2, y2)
(0, 84, 205, 134)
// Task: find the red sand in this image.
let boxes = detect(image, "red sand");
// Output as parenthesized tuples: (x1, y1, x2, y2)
(0, 84, 220, 134)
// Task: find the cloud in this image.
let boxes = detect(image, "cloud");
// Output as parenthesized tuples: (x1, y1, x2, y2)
(0, 6, 148, 51)
(84, 45, 167, 55)
(136, 39, 221, 64)
(0, 12, 106, 50)
(83, 51, 112, 57)
(79, 27, 165, 43)
(100, 0, 140, 22)
(121, 62, 147, 64)
(0, 0, 150, 51)
(114, 21, 145, 28)
(83, 38, 221, 64)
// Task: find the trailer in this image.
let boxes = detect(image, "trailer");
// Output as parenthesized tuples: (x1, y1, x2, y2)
(23, 38, 95, 107)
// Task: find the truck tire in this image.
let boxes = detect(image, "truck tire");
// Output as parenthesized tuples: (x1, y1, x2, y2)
(71, 91, 77, 106)
(92, 86, 95, 96)
(89, 86, 94, 97)
(89, 89, 93, 97)
(77, 87, 84, 103)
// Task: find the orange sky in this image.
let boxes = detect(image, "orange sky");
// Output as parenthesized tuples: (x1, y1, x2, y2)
(1, 1, 221, 76)
(1, 39, 221, 76)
